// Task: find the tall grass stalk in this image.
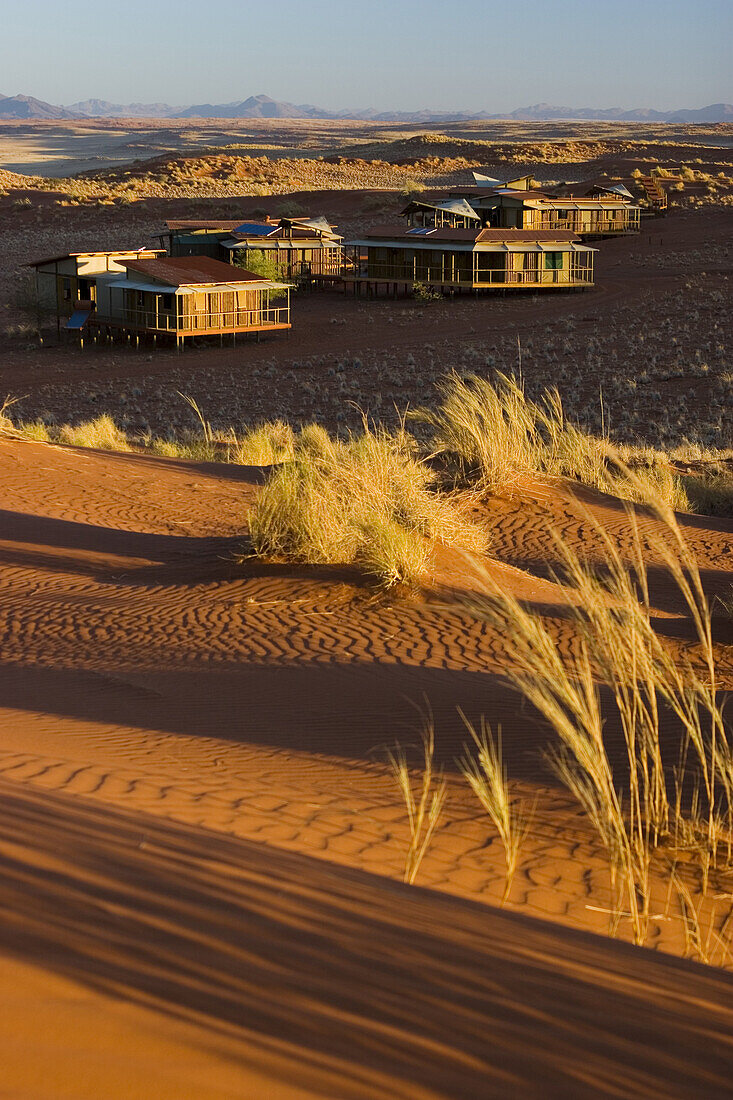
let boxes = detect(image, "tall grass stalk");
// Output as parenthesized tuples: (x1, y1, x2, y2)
(458, 715, 531, 903)
(460, 479, 731, 944)
(388, 723, 447, 885)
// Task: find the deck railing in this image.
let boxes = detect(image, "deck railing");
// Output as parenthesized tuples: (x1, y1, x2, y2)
(355, 263, 593, 286)
(529, 212, 640, 233)
(94, 305, 290, 334)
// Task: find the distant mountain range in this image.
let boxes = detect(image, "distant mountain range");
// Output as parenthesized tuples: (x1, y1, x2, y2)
(1, 91, 731, 124)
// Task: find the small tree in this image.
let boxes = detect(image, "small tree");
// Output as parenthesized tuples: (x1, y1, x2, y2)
(233, 249, 288, 299)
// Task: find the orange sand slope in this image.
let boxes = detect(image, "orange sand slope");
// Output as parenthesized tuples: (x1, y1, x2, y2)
(2, 438, 733, 1096)
(2, 780, 733, 1100)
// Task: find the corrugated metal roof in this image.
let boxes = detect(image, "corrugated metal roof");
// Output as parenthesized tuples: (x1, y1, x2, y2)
(122, 255, 269, 287)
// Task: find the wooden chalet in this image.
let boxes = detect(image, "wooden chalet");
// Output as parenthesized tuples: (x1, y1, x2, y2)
(400, 197, 482, 229)
(30, 248, 166, 323)
(158, 216, 343, 280)
(417, 184, 641, 239)
(93, 256, 291, 345)
(343, 225, 596, 295)
(220, 216, 343, 280)
(156, 220, 242, 260)
(31, 254, 291, 346)
(402, 173, 640, 239)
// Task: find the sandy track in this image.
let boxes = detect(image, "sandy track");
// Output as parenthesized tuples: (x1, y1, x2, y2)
(2, 779, 732, 1100)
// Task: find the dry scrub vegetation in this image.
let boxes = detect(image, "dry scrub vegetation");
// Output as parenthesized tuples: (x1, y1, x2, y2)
(247, 419, 487, 587)
(386, 483, 733, 968)
(4, 372, 731, 589)
(4, 375, 733, 966)
(414, 371, 690, 509)
(459, 489, 733, 963)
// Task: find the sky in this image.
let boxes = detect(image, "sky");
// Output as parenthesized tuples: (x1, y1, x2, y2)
(0, 0, 730, 111)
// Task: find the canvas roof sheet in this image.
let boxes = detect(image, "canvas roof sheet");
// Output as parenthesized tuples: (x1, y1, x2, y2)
(356, 224, 578, 244)
(28, 248, 164, 268)
(221, 238, 330, 251)
(472, 171, 502, 186)
(283, 215, 335, 233)
(402, 197, 481, 219)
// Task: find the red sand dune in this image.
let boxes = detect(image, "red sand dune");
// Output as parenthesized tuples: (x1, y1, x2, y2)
(1, 437, 733, 1096)
(2, 780, 733, 1100)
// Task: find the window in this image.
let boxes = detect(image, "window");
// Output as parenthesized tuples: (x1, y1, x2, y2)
(62, 278, 71, 300)
(162, 294, 173, 311)
(544, 252, 564, 270)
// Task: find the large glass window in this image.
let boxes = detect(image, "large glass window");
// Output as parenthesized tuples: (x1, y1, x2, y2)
(544, 251, 564, 270)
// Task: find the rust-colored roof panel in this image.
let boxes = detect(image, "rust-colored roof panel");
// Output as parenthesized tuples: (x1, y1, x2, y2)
(122, 255, 268, 287)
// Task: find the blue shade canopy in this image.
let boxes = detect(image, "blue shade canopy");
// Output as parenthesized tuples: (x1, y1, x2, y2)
(406, 226, 438, 236)
(233, 222, 278, 236)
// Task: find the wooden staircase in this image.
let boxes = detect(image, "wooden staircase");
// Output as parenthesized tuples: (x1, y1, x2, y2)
(640, 175, 668, 214)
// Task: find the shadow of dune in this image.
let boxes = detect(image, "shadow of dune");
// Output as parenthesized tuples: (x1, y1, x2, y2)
(0, 656, 718, 790)
(0, 780, 731, 1100)
(0, 507, 239, 563)
(44, 444, 270, 487)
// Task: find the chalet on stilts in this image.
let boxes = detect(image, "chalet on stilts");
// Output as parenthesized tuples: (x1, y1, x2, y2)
(30, 252, 291, 346)
(404, 172, 641, 239)
(157, 216, 343, 282)
(29, 248, 166, 331)
(343, 225, 596, 296)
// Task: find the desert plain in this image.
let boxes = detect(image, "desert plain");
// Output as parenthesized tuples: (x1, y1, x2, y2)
(0, 118, 733, 1098)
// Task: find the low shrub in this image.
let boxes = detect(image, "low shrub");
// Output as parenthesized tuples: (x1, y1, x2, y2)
(58, 415, 131, 451)
(248, 421, 487, 587)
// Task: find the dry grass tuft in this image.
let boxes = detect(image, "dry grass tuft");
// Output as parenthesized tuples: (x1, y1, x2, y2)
(248, 419, 488, 587)
(414, 372, 689, 510)
(58, 415, 131, 452)
(458, 715, 531, 903)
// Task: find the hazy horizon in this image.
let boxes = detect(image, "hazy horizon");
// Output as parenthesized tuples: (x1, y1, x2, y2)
(1, 0, 730, 113)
